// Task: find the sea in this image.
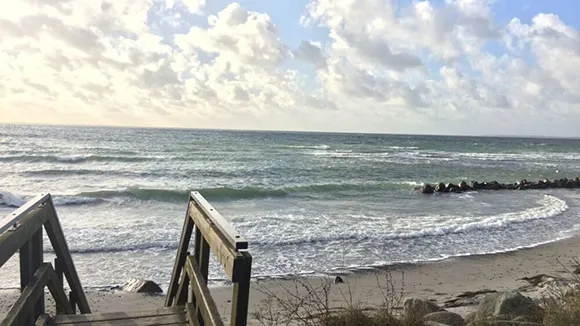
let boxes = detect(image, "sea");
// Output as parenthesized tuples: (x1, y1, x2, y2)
(1, 124, 580, 289)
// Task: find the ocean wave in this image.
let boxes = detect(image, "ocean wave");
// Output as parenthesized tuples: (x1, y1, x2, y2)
(0, 154, 155, 164)
(49, 195, 568, 257)
(0, 191, 106, 208)
(0, 191, 26, 207)
(52, 196, 106, 206)
(249, 195, 568, 247)
(21, 169, 161, 178)
(72, 182, 419, 203)
(44, 242, 178, 254)
(282, 144, 331, 150)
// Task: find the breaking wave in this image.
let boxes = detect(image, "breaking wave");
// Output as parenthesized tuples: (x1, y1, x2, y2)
(0, 154, 154, 163)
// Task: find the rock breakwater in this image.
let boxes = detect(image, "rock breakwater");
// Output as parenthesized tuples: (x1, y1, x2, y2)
(418, 177, 580, 194)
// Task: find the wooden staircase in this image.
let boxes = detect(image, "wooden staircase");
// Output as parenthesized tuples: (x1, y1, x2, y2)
(49, 306, 188, 325)
(0, 192, 252, 326)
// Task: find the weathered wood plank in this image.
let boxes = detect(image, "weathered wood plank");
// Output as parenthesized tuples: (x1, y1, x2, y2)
(51, 313, 187, 326)
(165, 204, 194, 307)
(46, 265, 74, 314)
(0, 194, 50, 235)
(189, 203, 237, 280)
(185, 256, 224, 326)
(54, 258, 65, 314)
(1, 264, 51, 326)
(231, 252, 252, 326)
(32, 227, 45, 317)
(190, 192, 247, 250)
(19, 238, 34, 326)
(0, 206, 47, 269)
(44, 198, 91, 314)
(34, 315, 50, 326)
(185, 303, 200, 326)
(193, 233, 210, 325)
(51, 306, 186, 324)
(175, 269, 190, 307)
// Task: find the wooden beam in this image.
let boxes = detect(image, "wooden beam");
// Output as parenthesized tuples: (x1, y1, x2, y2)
(31, 227, 44, 318)
(51, 314, 187, 326)
(190, 192, 247, 250)
(185, 256, 224, 326)
(46, 265, 74, 314)
(1, 264, 51, 326)
(54, 258, 64, 313)
(18, 238, 34, 326)
(165, 203, 195, 307)
(230, 252, 252, 326)
(51, 306, 186, 324)
(175, 269, 190, 307)
(194, 229, 210, 283)
(189, 203, 237, 280)
(0, 207, 47, 269)
(186, 303, 201, 326)
(0, 194, 50, 236)
(43, 198, 91, 314)
(34, 315, 50, 326)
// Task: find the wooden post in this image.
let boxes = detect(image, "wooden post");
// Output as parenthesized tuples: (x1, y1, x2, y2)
(69, 291, 76, 314)
(165, 201, 194, 307)
(44, 199, 90, 314)
(31, 228, 44, 318)
(175, 271, 190, 306)
(194, 228, 210, 283)
(54, 258, 64, 313)
(194, 230, 210, 325)
(19, 239, 34, 326)
(230, 253, 252, 326)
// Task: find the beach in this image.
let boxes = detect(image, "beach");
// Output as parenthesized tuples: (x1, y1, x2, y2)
(3, 233, 579, 323)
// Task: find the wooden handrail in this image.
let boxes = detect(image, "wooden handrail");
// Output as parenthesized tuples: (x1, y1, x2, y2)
(0, 194, 50, 235)
(0, 194, 90, 326)
(166, 192, 252, 326)
(190, 192, 248, 250)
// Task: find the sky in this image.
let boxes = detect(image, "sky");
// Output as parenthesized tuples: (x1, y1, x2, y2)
(1, 0, 580, 136)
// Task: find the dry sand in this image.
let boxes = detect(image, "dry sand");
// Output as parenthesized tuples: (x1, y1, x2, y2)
(2, 234, 580, 324)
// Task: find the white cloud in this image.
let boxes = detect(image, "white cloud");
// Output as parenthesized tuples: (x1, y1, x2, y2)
(0, 0, 579, 136)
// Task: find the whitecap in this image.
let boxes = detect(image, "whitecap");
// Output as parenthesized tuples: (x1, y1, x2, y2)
(0, 191, 26, 208)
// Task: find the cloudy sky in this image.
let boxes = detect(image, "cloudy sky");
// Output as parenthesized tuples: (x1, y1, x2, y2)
(1, 0, 579, 136)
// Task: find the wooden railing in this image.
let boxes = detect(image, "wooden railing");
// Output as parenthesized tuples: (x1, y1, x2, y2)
(165, 191, 252, 326)
(0, 194, 90, 326)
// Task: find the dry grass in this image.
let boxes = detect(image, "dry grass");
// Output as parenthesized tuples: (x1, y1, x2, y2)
(542, 292, 580, 326)
(252, 270, 425, 326)
(540, 258, 580, 326)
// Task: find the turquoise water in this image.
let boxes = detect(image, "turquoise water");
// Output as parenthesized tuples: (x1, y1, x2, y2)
(1, 125, 580, 288)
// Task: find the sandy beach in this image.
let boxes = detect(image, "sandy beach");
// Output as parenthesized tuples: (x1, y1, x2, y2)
(2, 234, 580, 324)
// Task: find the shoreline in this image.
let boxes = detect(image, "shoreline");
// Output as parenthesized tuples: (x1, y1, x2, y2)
(3, 233, 580, 323)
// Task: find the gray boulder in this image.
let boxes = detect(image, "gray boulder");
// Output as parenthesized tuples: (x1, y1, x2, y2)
(464, 311, 476, 324)
(435, 183, 447, 193)
(403, 298, 441, 319)
(423, 311, 464, 326)
(422, 184, 435, 194)
(446, 183, 461, 193)
(122, 278, 163, 294)
(475, 291, 542, 322)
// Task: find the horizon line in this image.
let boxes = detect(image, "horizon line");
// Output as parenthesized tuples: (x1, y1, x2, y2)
(1, 122, 579, 140)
